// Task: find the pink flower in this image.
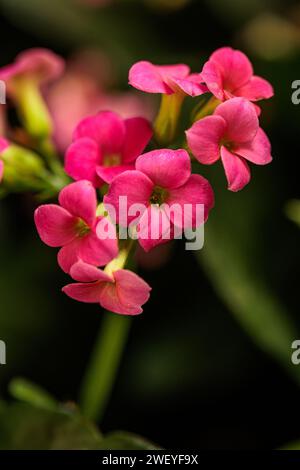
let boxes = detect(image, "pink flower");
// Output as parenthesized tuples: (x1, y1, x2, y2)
(65, 111, 153, 186)
(129, 61, 207, 97)
(62, 260, 151, 315)
(186, 97, 272, 192)
(0, 137, 9, 182)
(104, 149, 214, 251)
(0, 48, 64, 95)
(34, 180, 118, 273)
(201, 47, 274, 103)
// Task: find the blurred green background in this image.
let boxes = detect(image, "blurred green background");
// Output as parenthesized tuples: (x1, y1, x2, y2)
(0, 0, 300, 449)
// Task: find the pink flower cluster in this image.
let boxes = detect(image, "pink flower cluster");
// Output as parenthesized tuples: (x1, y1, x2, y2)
(130, 46, 273, 192)
(32, 46, 273, 316)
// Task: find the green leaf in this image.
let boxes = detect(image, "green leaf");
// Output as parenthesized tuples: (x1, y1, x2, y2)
(99, 431, 161, 450)
(9, 378, 58, 411)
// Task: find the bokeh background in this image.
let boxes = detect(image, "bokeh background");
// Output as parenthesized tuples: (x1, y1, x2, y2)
(0, 0, 300, 449)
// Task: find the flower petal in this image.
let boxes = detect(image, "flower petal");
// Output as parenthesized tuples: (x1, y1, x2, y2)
(129, 61, 172, 94)
(221, 146, 251, 192)
(79, 229, 118, 267)
(114, 269, 151, 311)
(129, 61, 190, 94)
(235, 75, 274, 101)
(200, 60, 224, 100)
(34, 204, 77, 247)
(62, 282, 103, 303)
(214, 97, 259, 143)
(137, 205, 174, 252)
(104, 170, 153, 225)
(235, 128, 272, 165)
(210, 47, 253, 90)
(186, 115, 226, 164)
(122, 117, 152, 162)
(136, 149, 191, 189)
(58, 238, 82, 273)
(167, 174, 214, 228)
(59, 180, 97, 227)
(73, 111, 125, 154)
(65, 137, 103, 187)
(172, 74, 208, 97)
(98, 270, 151, 315)
(70, 260, 113, 282)
(96, 163, 135, 184)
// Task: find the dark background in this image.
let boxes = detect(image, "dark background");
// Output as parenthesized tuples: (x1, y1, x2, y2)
(0, 0, 300, 449)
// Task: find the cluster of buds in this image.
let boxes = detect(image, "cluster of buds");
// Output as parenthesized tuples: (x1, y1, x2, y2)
(0, 47, 274, 315)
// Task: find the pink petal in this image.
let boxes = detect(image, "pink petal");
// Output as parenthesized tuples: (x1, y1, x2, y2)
(235, 127, 272, 165)
(167, 174, 215, 228)
(62, 282, 103, 303)
(65, 137, 103, 188)
(214, 97, 259, 144)
(58, 238, 82, 273)
(137, 205, 173, 252)
(235, 75, 274, 101)
(0, 160, 3, 182)
(98, 270, 151, 315)
(129, 61, 172, 94)
(114, 269, 151, 311)
(34, 204, 77, 247)
(59, 180, 97, 227)
(221, 146, 251, 192)
(79, 229, 118, 267)
(210, 47, 253, 91)
(186, 115, 226, 164)
(104, 170, 153, 225)
(172, 74, 208, 97)
(122, 117, 152, 162)
(136, 149, 191, 189)
(200, 60, 224, 100)
(97, 283, 138, 314)
(73, 111, 125, 154)
(128, 61, 190, 94)
(96, 163, 135, 184)
(0, 48, 64, 86)
(70, 260, 113, 282)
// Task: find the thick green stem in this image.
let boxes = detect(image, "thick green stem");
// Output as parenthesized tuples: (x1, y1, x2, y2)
(80, 313, 131, 421)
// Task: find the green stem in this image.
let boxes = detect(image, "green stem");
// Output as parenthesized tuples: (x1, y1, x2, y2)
(80, 240, 136, 422)
(80, 313, 131, 421)
(154, 92, 185, 145)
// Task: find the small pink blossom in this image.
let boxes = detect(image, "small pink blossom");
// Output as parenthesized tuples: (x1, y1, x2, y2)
(129, 61, 207, 97)
(201, 47, 274, 103)
(186, 97, 272, 192)
(34, 180, 118, 273)
(65, 111, 153, 186)
(0, 137, 9, 182)
(0, 48, 65, 95)
(104, 149, 214, 251)
(63, 260, 151, 315)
